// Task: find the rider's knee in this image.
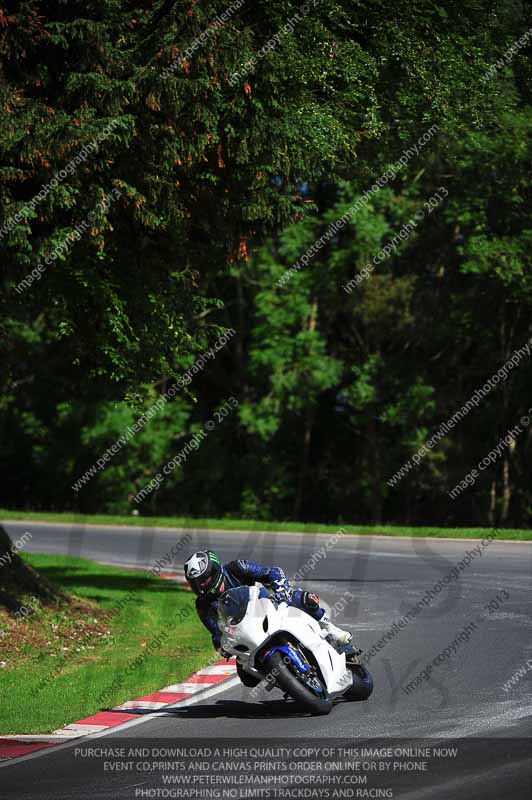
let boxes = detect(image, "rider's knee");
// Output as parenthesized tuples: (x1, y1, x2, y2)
(301, 591, 321, 612)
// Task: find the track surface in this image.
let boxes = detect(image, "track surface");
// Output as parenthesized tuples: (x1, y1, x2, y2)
(2, 520, 532, 798)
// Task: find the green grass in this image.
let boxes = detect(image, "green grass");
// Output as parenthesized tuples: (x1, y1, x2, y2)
(1, 508, 531, 539)
(0, 553, 215, 735)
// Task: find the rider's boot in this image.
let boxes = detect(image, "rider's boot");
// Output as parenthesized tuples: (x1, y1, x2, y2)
(319, 614, 352, 646)
(299, 591, 353, 647)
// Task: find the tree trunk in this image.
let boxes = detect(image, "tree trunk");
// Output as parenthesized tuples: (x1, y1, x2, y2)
(489, 479, 497, 527)
(502, 448, 514, 523)
(293, 405, 316, 520)
(293, 300, 318, 520)
(0, 525, 65, 613)
(499, 311, 516, 524)
(368, 414, 383, 525)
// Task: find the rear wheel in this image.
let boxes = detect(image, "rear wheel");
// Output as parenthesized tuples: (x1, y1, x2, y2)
(344, 664, 373, 701)
(267, 651, 332, 716)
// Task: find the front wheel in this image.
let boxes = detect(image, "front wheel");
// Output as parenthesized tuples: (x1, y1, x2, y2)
(267, 651, 332, 716)
(344, 664, 373, 701)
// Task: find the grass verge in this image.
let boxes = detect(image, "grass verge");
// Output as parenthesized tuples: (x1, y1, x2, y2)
(0, 508, 531, 540)
(0, 553, 214, 735)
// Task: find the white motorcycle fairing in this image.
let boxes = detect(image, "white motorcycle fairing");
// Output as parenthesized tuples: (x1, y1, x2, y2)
(219, 584, 353, 697)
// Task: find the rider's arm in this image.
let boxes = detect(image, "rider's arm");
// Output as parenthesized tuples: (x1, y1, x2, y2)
(226, 560, 291, 601)
(226, 559, 287, 587)
(195, 596, 222, 650)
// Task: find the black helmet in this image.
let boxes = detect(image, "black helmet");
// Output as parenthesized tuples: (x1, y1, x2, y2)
(184, 550, 223, 596)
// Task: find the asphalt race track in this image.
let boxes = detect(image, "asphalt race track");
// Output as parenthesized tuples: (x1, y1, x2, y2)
(2, 520, 532, 799)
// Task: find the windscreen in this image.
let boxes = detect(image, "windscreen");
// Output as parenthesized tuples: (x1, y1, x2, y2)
(218, 586, 250, 626)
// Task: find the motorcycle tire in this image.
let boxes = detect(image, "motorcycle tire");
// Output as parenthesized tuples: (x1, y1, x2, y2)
(267, 651, 332, 716)
(344, 664, 373, 701)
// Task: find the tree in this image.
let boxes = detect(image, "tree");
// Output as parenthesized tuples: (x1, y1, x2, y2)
(2, 0, 531, 526)
(1, 0, 509, 389)
(0, 526, 64, 613)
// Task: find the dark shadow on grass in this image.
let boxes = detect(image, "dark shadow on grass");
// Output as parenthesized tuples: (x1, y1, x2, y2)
(29, 566, 187, 595)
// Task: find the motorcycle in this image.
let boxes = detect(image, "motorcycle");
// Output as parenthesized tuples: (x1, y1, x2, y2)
(218, 584, 373, 716)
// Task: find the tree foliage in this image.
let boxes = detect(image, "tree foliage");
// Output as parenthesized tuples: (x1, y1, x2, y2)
(1, 0, 531, 525)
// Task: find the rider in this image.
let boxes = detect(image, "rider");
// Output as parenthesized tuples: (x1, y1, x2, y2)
(184, 550, 352, 660)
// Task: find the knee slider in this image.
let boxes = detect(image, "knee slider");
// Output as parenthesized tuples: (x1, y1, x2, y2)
(302, 591, 320, 611)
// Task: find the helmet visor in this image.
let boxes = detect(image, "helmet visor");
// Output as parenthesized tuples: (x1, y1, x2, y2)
(194, 569, 222, 596)
(199, 574, 214, 593)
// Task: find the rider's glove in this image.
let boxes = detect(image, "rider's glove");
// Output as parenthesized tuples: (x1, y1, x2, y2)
(219, 646, 232, 660)
(270, 578, 292, 602)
